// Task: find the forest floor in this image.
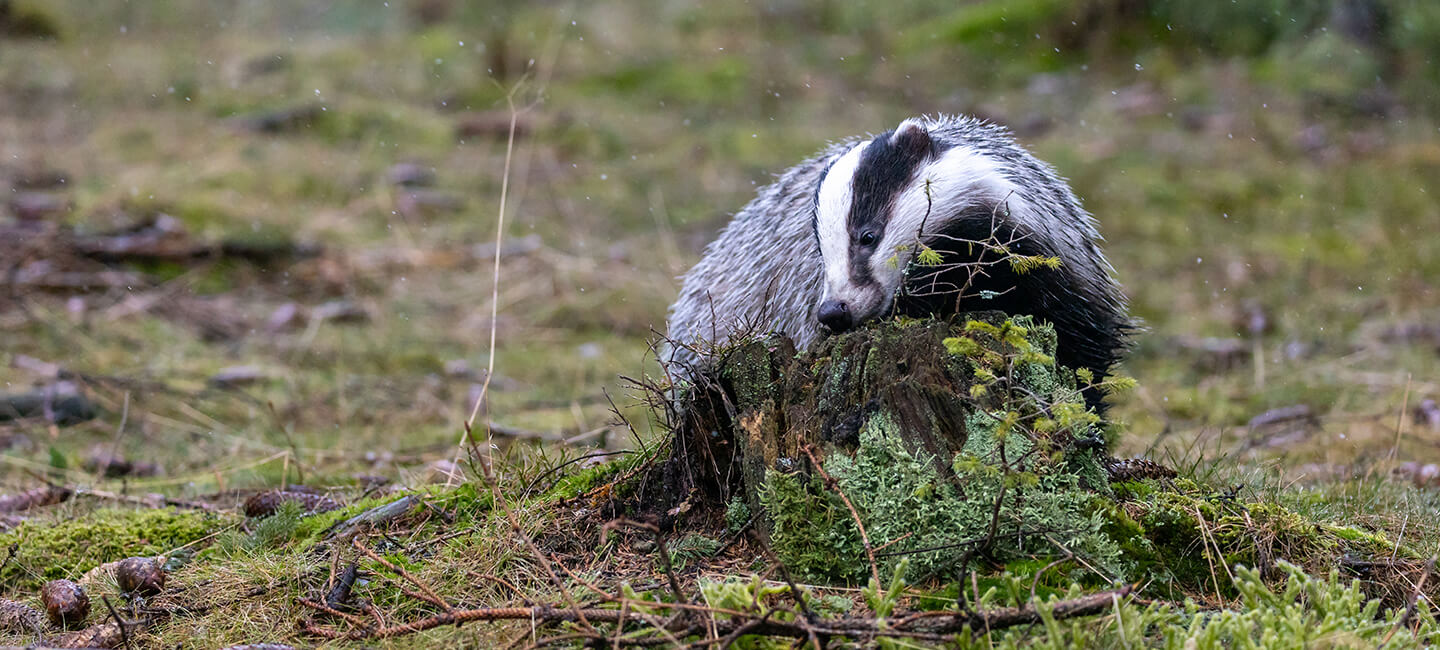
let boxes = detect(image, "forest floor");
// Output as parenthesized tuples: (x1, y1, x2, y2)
(1, 1, 1440, 647)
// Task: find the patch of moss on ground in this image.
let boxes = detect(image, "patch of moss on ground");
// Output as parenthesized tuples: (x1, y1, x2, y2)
(0, 508, 223, 591)
(543, 451, 651, 503)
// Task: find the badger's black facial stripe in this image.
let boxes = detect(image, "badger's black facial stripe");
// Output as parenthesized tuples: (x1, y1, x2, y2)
(846, 128, 933, 285)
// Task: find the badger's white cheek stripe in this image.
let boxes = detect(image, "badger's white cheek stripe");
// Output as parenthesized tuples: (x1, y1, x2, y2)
(815, 144, 866, 299)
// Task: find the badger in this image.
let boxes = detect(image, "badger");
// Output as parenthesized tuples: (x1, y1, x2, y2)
(664, 114, 1130, 413)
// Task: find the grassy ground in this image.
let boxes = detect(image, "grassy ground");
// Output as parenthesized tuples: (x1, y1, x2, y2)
(1, 0, 1439, 646)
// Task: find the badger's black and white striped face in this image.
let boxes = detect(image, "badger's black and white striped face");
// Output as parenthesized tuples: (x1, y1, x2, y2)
(812, 119, 1024, 334)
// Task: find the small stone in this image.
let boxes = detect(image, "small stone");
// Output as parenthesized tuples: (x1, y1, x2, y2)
(66, 296, 87, 323)
(395, 189, 464, 219)
(209, 365, 268, 388)
(313, 300, 370, 324)
(443, 359, 476, 379)
(265, 302, 304, 332)
(7, 191, 68, 221)
(352, 474, 391, 489)
(1416, 399, 1440, 430)
(386, 162, 436, 187)
(83, 446, 160, 478)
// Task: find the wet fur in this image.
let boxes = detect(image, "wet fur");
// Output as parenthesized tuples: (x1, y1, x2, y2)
(665, 114, 1129, 413)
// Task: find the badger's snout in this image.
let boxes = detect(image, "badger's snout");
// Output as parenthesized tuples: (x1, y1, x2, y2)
(817, 299, 855, 333)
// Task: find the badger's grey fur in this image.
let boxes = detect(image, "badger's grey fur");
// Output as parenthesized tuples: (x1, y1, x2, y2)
(665, 114, 1129, 412)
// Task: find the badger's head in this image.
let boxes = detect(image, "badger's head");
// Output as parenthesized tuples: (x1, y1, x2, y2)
(812, 118, 1024, 334)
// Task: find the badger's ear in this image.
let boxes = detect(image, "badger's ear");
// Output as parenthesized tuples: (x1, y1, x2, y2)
(890, 119, 933, 159)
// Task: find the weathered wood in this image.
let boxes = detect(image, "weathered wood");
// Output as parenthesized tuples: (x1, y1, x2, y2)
(654, 312, 1081, 530)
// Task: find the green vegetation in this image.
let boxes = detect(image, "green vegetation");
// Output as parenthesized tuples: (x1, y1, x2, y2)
(0, 0, 1438, 646)
(0, 507, 222, 592)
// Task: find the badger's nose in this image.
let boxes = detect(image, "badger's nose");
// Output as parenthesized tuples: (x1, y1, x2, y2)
(817, 299, 854, 333)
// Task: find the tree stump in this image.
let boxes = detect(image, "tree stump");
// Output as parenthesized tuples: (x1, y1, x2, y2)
(652, 313, 1118, 583)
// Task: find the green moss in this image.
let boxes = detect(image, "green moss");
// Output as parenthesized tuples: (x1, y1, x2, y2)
(724, 496, 751, 533)
(543, 452, 649, 503)
(757, 469, 862, 582)
(0, 508, 222, 591)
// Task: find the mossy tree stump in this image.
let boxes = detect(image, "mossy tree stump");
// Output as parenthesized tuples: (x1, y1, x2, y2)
(654, 312, 1116, 583)
(622, 313, 1433, 601)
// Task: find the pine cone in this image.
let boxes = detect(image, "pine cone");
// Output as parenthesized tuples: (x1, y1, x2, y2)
(243, 490, 342, 518)
(0, 599, 46, 634)
(41, 579, 90, 628)
(1105, 457, 1177, 482)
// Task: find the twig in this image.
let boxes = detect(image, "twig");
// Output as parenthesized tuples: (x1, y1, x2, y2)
(92, 390, 130, 485)
(298, 585, 1133, 643)
(1382, 557, 1434, 646)
(100, 596, 134, 650)
(801, 444, 880, 588)
(523, 449, 633, 500)
(1192, 506, 1234, 604)
(352, 536, 451, 611)
(452, 80, 525, 486)
(604, 519, 687, 605)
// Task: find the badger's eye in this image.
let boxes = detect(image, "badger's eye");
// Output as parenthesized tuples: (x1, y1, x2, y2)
(858, 231, 877, 246)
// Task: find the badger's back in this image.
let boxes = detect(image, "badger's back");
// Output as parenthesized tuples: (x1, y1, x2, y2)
(665, 115, 1128, 410)
(664, 141, 854, 373)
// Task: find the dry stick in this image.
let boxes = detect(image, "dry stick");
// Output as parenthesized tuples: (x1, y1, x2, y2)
(1380, 557, 1434, 646)
(1191, 506, 1232, 605)
(451, 83, 523, 488)
(611, 599, 630, 650)
(100, 595, 135, 650)
(482, 460, 599, 636)
(801, 445, 881, 588)
(1030, 551, 1076, 605)
(606, 519, 687, 605)
(1387, 373, 1413, 464)
(301, 595, 378, 630)
(92, 390, 130, 485)
(300, 593, 1134, 643)
(761, 551, 823, 650)
(351, 537, 451, 612)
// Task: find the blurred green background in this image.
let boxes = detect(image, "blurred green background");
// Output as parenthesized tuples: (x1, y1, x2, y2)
(2, 0, 1438, 491)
